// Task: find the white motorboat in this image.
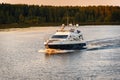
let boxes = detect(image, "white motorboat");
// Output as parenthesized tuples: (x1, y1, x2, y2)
(44, 25, 86, 50)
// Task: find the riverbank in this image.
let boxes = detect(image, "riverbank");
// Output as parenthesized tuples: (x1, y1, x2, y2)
(0, 22, 120, 29)
(0, 26, 59, 32)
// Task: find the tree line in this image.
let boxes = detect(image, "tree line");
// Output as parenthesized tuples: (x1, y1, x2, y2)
(0, 3, 120, 26)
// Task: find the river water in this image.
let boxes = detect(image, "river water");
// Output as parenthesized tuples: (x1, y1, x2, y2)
(0, 25, 120, 80)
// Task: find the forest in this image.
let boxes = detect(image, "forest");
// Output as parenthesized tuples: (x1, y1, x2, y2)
(0, 3, 120, 28)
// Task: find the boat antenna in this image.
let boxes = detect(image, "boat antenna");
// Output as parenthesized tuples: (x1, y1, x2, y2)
(66, 6, 69, 26)
(67, 13, 69, 26)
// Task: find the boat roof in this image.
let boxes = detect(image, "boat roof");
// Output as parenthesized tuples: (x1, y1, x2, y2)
(54, 25, 82, 35)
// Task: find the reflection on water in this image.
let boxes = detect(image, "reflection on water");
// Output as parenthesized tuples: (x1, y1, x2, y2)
(0, 25, 120, 80)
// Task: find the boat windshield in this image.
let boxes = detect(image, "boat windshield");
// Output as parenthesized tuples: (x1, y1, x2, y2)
(52, 35, 68, 39)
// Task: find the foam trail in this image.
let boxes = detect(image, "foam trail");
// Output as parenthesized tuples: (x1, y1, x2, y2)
(86, 36, 120, 51)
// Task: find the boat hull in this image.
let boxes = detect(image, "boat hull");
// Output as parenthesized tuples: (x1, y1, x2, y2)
(46, 43, 86, 50)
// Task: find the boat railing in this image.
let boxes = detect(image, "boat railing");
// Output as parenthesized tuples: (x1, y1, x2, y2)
(57, 29, 69, 32)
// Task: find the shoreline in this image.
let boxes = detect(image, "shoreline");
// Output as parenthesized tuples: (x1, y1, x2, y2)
(0, 22, 120, 29)
(0, 26, 59, 32)
(0, 25, 120, 32)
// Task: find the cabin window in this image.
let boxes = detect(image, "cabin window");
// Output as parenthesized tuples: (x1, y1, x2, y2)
(52, 35, 68, 39)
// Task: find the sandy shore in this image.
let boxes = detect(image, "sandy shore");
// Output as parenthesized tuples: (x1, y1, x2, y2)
(0, 26, 59, 32)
